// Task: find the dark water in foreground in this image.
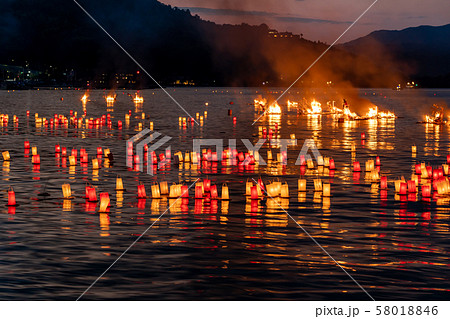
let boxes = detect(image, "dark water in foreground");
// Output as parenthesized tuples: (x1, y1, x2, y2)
(0, 88, 449, 300)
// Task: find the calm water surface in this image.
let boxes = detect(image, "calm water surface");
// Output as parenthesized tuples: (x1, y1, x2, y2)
(0, 88, 449, 300)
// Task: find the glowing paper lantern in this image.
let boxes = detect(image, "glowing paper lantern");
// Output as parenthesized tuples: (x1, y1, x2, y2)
(62, 184, 72, 199)
(203, 179, 211, 193)
(160, 181, 169, 195)
(422, 185, 431, 198)
(407, 180, 416, 193)
(280, 183, 289, 198)
(138, 184, 146, 199)
(181, 185, 189, 198)
(2, 151, 10, 161)
(32, 147, 38, 156)
(88, 187, 97, 202)
(24, 141, 30, 149)
(92, 159, 99, 170)
(151, 184, 161, 198)
(298, 179, 307, 192)
(195, 185, 203, 199)
(210, 185, 219, 199)
(314, 179, 323, 192)
(317, 156, 324, 166)
(353, 161, 361, 172)
(7, 187, 16, 206)
(99, 193, 110, 213)
(245, 180, 252, 196)
(221, 184, 230, 200)
(323, 183, 331, 197)
(307, 160, 314, 169)
(399, 182, 407, 195)
(68, 156, 76, 166)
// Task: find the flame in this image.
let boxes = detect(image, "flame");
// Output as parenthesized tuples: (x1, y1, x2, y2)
(287, 100, 298, 108)
(254, 98, 267, 108)
(267, 102, 282, 114)
(307, 100, 322, 114)
(365, 106, 396, 119)
(343, 107, 358, 119)
(133, 93, 144, 104)
(81, 94, 88, 104)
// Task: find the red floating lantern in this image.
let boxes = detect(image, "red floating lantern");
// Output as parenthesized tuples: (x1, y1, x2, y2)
(361, 132, 366, 140)
(61, 147, 67, 157)
(210, 185, 218, 199)
(137, 184, 146, 199)
(203, 179, 211, 193)
(85, 185, 91, 198)
(71, 149, 77, 159)
(407, 180, 416, 193)
(55, 144, 61, 153)
(88, 187, 97, 202)
(24, 141, 30, 149)
(329, 159, 335, 170)
(7, 187, 17, 206)
(375, 156, 381, 166)
(415, 164, 421, 175)
(97, 147, 102, 156)
(447, 154, 450, 164)
(353, 161, 361, 172)
(181, 185, 189, 198)
(250, 186, 258, 200)
(81, 154, 88, 163)
(399, 182, 407, 195)
(422, 185, 431, 198)
(380, 176, 388, 189)
(195, 185, 203, 199)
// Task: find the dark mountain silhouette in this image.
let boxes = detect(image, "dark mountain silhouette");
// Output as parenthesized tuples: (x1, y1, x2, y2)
(0, 0, 445, 88)
(340, 24, 450, 87)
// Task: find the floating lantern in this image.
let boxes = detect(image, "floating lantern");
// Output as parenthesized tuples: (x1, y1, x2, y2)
(399, 182, 407, 195)
(250, 186, 259, 200)
(169, 184, 180, 198)
(24, 141, 30, 149)
(267, 150, 273, 161)
(314, 179, 322, 192)
(426, 166, 433, 178)
(68, 156, 76, 166)
(55, 144, 61, 153)
(415, 164, 421, 175)
(97, 147, 103, 156)
(151, 184, 161, 198)
(280, 183, 289, 198)
(422, 185, 431, 198)
(365, 160, 374, 172)
(115, 176, 125, 191)
(203, 179, 211, 193)
(138, 184, 146, 199)
(88, 187, 97, 202)
(307, 159, 314, 169)
(412, 145, 417, 155)
(98, 193, 110, 212)
(92, 159, 99, 170)
(221, 184, 230, 200)
(210, 185, 219, 199)
(353, 161, 361, 172)
(7, 187, 17, 206)
(181, 185, 189, 198)
(317, 156, 324, 166)
(298, 179, 307, 192)
(361, 132, 366, 140)
(81, 153, 88, 164)
(62, 184, 72, 199)
(32, 146, 38, 156)
(407, 180, 416, 193)
(323, 183, 331, 197)
(2, 151, 10, 161)
(195, 185, 203, 199)
(160, 181, 169, 195)
(380, 176, 388, 189)
(447, 155, 450, 164)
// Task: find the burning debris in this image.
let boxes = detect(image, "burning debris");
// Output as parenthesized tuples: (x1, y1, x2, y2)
(422, 104, 445, 124)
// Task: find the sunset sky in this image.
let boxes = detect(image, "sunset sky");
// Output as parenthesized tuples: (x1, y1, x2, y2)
(160, 0, 450, 43)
